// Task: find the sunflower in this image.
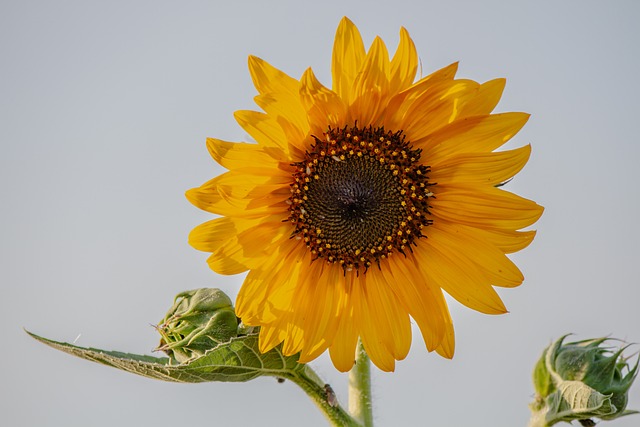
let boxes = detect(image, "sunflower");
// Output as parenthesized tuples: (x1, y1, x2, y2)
(187, 17, 543, 372)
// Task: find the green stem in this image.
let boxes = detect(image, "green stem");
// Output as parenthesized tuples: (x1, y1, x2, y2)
(287, 365, 360, 427)
(348, 340, 374, 427)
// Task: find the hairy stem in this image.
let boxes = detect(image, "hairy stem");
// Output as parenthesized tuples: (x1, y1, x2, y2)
(348, 340, 374, 427)
(287, 365, 360, 427)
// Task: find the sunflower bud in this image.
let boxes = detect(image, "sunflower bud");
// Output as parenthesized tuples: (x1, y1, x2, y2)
(155, 288, 239, 364)
(529, 335, 638, 426)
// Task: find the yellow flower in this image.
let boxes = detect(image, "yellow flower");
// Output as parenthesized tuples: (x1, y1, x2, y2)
(187, 17, 543, 372)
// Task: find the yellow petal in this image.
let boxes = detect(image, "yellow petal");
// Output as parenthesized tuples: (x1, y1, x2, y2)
(188, 216, 258, 252)
(185, 166, 292, 217)
(454, 225, 537, 254)
(366, 270, 412, 360)
(415, 238, 508, 314)
(420, 112, 530, 162)
(349, 36, 391, 127)
(329, 272, 359, 372)
(206, 138, 283, 170)
(399, 79, 480, 141)
(381, 254, 446, 352)
(430, 145, 532, 186)
(434, 310, 455, 359)
(430, 221, 525, 288)
(281, 261, 324, 356)
(248, 55, 299, 96)
(205, 245, 249, 275)
(410, 61, 459, 88)
(234, 110, 289, 151)
(258, 324, 287, 354)
(430, 186, 544, 231)
(298, 264, 344, 363)
(206, 220, 290, 275)
(332, 17, 366, 105)
(236, 219, 292, 260)
(193, 168, 289, 200)
(185, 182, 285, 218)
(299, 68, 347, 131)
(254, 92, 310, 151)
(328, 315, 359, 372)
(354, 276, 397, 372)
(384, 62, 459, 128)
(282, 316, 321, 357)
(218, 168, 290, 198)
(389, 27, 418, 94)
(236, 238, 306, 324)
(456, 78, 506, 117)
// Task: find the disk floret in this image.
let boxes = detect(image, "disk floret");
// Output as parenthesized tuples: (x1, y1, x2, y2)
(287, 125, 434, 272)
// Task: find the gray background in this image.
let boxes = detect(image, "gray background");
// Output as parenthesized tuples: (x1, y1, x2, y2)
(2, 1, 639, 426)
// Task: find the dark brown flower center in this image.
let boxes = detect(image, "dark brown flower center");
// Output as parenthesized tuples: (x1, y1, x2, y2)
(287, 125, 434, 273)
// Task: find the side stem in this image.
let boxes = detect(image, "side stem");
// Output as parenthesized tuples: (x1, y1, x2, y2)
(348, 340, 374, 427)
(287, 365, 360, 427)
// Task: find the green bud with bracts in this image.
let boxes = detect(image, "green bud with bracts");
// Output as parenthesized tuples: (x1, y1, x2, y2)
(155, 288, 239, 364)
(529, 335, 638, 427)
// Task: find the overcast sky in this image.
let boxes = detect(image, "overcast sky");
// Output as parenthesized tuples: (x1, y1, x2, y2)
(2, 1, 639, 426)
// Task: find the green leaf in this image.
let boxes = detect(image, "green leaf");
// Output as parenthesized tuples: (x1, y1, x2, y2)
(27, 329, 359, 426)
(26, 329, 304, 383)
(533, 347, 555, 398)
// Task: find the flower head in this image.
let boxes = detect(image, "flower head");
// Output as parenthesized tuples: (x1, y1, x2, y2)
(187, 17, 543, 372)
(530, 335, 639, 425)
(156, 288, 238, 364)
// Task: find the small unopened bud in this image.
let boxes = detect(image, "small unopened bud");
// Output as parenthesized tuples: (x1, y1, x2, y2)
(529, 335, 638, 426)
(155, 288, 238, 364)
